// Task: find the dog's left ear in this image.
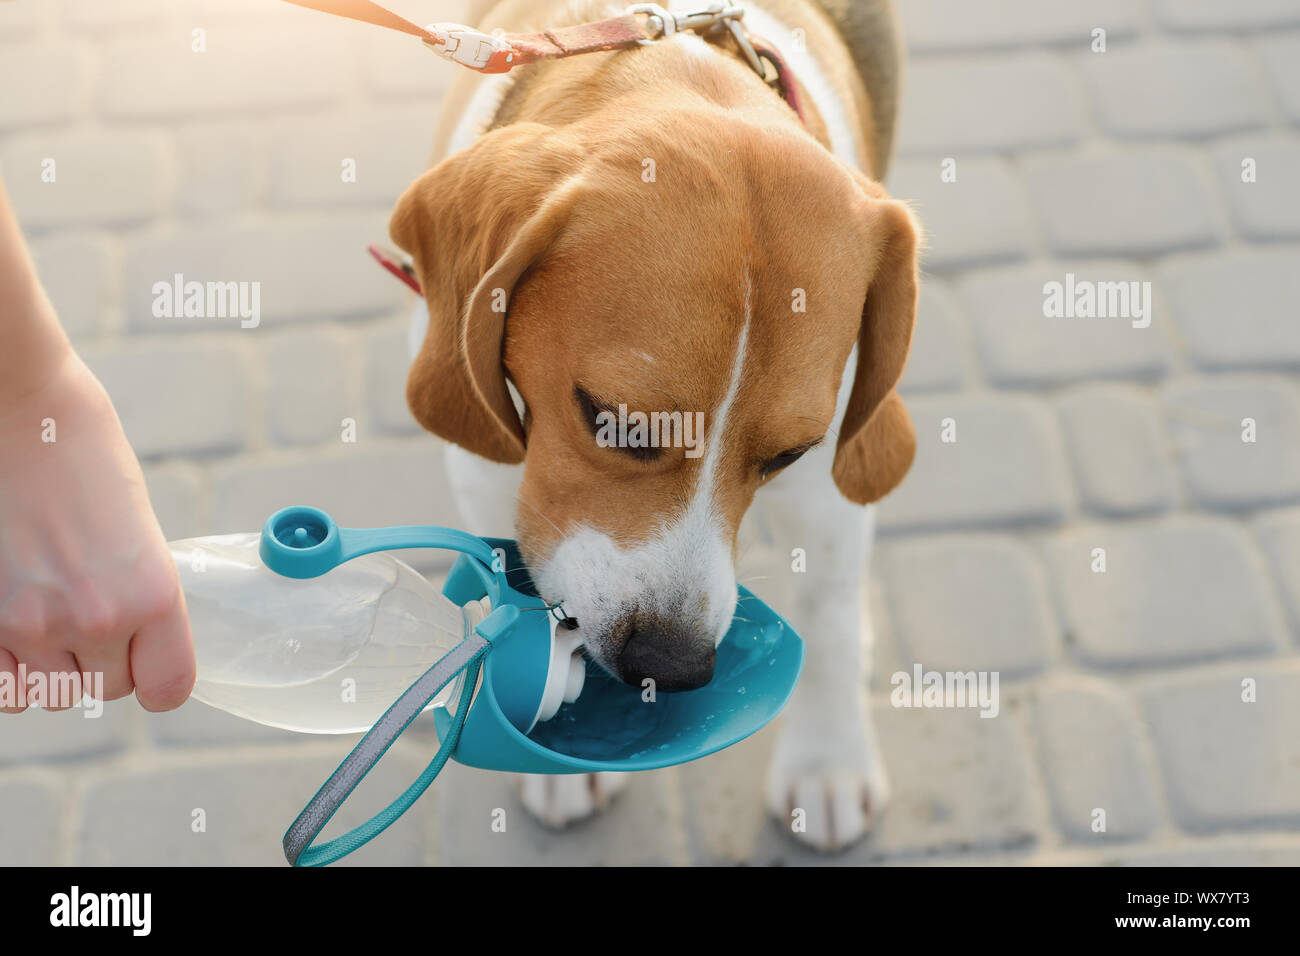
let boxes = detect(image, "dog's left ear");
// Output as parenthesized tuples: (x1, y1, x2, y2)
(831, 190, 920, 504)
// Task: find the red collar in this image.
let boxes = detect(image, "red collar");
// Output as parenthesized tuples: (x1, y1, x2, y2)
(281, 1, 805, 123)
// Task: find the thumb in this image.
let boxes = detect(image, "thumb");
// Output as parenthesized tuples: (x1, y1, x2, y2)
(129, 586, 195, 712)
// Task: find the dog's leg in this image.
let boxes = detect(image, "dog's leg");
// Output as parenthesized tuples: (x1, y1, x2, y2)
(513, 771, 629, 828)
(444, 442, 629, 825)
(746, 444, 889, 851)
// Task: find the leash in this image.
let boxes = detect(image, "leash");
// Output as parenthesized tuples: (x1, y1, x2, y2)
(306, 2, 807, 295)
(281, 0, 804, 120)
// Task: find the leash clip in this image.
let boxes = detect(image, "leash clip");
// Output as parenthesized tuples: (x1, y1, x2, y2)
(423, 22, 517, 73)
(627, 3, 766, 81)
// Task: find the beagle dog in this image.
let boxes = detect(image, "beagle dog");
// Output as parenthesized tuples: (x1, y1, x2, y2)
(391, 0, 918, 851)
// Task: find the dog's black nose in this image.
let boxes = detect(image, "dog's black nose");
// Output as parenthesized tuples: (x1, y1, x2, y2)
(617, 624, 716, 692)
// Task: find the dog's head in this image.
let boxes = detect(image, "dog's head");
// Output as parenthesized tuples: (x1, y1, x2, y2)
(391, 113, 918, 691)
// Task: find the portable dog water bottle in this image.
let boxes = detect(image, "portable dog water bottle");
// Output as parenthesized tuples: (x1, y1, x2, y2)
(169, 505, 804, 866)
(171, 525, 584, 736)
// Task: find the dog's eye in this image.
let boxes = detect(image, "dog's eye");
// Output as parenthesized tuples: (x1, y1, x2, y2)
(760, 438, 823, 478)
(575, 386, 603, 435)
(574, 386, 662, 462)
(761, 448, 807, 477)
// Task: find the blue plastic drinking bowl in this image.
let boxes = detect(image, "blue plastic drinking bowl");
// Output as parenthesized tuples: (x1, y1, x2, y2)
(258, 505, 804, 865)
(437, 539, 805, 774)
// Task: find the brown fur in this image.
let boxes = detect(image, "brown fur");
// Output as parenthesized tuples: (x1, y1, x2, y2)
(390, 0, 918, 562)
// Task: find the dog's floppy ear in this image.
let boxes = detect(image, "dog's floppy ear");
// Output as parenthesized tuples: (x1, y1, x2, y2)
(831, 191, 920, 504)
(389, 123, 583, 463)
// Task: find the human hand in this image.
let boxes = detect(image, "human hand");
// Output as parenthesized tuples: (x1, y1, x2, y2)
(0, 341, 194, 713)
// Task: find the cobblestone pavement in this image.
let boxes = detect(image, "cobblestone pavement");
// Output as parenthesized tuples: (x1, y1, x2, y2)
(1, 0, 1299, 865)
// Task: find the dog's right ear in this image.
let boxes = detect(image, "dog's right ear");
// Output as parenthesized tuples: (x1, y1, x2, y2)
(390, 123, 584, 463)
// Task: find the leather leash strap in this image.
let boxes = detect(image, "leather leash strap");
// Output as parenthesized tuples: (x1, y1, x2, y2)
(282, 0, 653, 73)
(280, 0, 806, 126)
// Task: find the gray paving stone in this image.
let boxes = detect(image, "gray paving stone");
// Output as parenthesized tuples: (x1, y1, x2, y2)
(268, 108, 432, 208)
(1032, 679, 1161, 841)
(881, 535, 1056, 678)
(868, 698, 1043, 858)
(29, 232, 116, 340)
(1057, 384, 1177, 517)
(0, 778, 63, 864)
(959, 261, 1171, 387)
(75, 744, 431, 865)
(1141, 663, 1300, 831)
(0, 0, 41, 36)
(898, 279, 968, 394)
(1, 130, 171, 231)
(888, 157, 1033, 271)
(364, 318, 424, 435)
(144, 698, 311, 749)
(1021, 148, 1221, 257)
(83, 340, 252, 459)
(879, 395, 1073, 533)
(1257, 35, 1300, 125)
(174, 122, 263, 218)
(1162, 377, 1300, 510)
(210, 441, 457, 537)
(1152, 0, 1300, 32)
(1077, 42, 1271, 140)
(1105, 839, 1300, 866)
(183, 0, 306, 21)
(1160, 250, 1300, 370)
(362, 24, 457, 101)
(896, 53, 1084, 155)
(1254, 508, 1300, 639)
(1046, 518, 1286, 667)
(433, 762, 689, 865)
(1211, 136, 1300, 241)
(142, 462, 205, 540)
(100, 25, 347, 119)
(898, 0, 1141, 53)
(869, 574, 908, 695)
(708, 697, 1043, 864)
(265, 328, 352, 446)
(0, 701, 132, 766)
(124, 211, 400, 330)
(678, 722, 776, 864)
(61, 0, 176, 29)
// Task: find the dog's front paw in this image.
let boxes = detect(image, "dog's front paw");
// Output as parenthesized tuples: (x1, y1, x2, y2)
(516, 772, 628, 828)
(764, 726, 890, 852)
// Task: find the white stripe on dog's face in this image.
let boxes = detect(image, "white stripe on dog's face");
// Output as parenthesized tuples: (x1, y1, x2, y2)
(531, 273, 754, 689)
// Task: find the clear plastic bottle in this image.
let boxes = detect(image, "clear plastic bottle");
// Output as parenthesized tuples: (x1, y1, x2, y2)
(170, 533, 483, 734)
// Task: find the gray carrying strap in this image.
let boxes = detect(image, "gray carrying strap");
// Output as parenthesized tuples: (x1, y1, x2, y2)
(283, 632, 489, 866)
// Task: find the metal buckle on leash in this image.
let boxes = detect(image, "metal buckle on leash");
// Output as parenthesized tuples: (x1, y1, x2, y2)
(422, 22, 517, 73)
(627, 3, 767, 80)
